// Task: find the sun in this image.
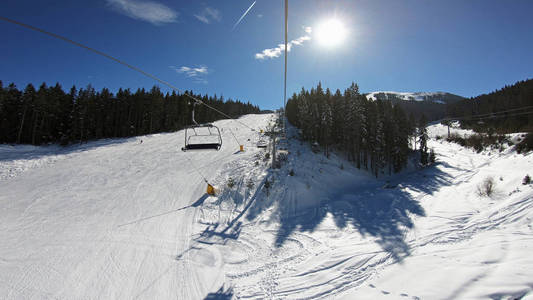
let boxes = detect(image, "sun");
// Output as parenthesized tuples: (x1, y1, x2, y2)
(315, 19, 347, 48)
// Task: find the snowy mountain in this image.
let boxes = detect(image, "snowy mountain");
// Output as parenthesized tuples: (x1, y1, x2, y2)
(366, 91, 465, 104)
(1, 113, 533, 299)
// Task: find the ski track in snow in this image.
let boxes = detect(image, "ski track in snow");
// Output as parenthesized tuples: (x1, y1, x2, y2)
(1, 114, 533, 299)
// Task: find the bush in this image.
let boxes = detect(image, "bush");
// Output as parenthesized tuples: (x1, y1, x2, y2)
(516, 133, 533, 154)
(468, 134, 483, 153)
(289, 169, 295, 176)
(477, 176, 495, 197)
(447, 132, 509, 153)
(227, 177, 236, 188)
(523, 174, 531, 185)
(264, 153, 270, 161)
(447, 133, 466, 146)
(246, 178, 255, 189)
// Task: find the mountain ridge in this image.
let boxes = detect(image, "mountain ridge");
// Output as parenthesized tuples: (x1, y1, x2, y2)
(365, 91, 465, 104)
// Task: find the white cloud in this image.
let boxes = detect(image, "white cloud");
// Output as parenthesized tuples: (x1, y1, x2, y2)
(255, 27, 312, 60)
(177, 66, 208, 77)
(106, 0, 178, 25)
(194, 7, 222, 24)
(170, 65, 209, 84)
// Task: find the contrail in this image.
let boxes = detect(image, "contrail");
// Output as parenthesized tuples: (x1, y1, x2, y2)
(232, 0, 256, 30)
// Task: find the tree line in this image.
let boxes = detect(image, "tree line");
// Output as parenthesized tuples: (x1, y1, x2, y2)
(369, 92, 465, 122)
(286, 82, 428, 177)
(447, 79, 533, 133)
(0, 81, 259, 145)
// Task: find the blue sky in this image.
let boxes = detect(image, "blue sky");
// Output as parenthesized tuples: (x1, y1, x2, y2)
(1, 0, 532, 109)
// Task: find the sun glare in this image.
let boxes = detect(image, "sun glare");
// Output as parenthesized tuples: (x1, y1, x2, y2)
(315, 19, 347, 48)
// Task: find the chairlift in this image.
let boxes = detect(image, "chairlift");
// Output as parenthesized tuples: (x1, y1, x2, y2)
(181, 101, 222, 151)
(257, 138, 268, 148)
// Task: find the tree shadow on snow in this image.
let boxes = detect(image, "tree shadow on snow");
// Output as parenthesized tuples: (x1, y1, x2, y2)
(118, 194, 210, 228)
(176, 192, 248, 259)
(204, 285, 234, 300)
(192, 194, 209, 207)
(0, 137, 134, 162)
(257, 162, 455, 262)
(196, 221, 243, 243)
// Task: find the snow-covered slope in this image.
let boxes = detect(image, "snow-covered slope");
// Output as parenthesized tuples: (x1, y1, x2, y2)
(1, 114, 533, 299)
(366, 91, 464, 104)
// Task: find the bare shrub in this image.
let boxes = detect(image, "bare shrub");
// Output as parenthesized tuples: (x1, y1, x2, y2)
(523, 174, 531, 185)
(447, 132, 509, 153)
(246, 178, 255, 189)
(477, 176, 495, 197)
(516, 133, 533, 154)
(264, 153, 270, 161)
(227, 177, 236, 189)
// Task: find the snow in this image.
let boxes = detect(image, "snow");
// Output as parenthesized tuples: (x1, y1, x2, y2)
(366, 91, 449, 102)
(1, 114, 533, 299)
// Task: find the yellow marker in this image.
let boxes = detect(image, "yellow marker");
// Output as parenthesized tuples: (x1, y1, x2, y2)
(207, 184, 216, 196)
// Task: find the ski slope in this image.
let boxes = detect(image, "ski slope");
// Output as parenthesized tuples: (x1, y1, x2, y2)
(0, 114, 274, 299)
(1, 113, 533, 299)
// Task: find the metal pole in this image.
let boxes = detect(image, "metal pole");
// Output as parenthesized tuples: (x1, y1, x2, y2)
(283, 0, 288, 137)
(272, 135, 277, 168)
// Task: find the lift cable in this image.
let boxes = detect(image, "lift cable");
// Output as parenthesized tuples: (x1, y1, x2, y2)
(0, 16, 255, 138)
(443, 105, 533, 122)
(228, 129, 241, 146)
(466, 110, 533, 121)
(184, 156, 210, 184)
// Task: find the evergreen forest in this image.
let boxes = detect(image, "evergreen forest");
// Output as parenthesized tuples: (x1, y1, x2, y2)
(0, 81, 259, 145)
(447, 79, 533, 133)
(286, 82, 425, 177)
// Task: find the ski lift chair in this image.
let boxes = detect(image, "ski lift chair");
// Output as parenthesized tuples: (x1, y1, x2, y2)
(181, 101, 223, 151)
(257, 138, 268, 148)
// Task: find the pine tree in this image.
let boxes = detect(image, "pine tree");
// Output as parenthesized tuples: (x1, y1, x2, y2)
(0, 81, 4, 142)
(429, 148, 436, 164)
(419, 115, 429, 165)
(1, 83, 22, 143)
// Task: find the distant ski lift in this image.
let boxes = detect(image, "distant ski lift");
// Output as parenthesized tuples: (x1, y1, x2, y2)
(257, 139, 268, 148)
(278, 138, 288, 151)
(181, 102, 222, 151)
